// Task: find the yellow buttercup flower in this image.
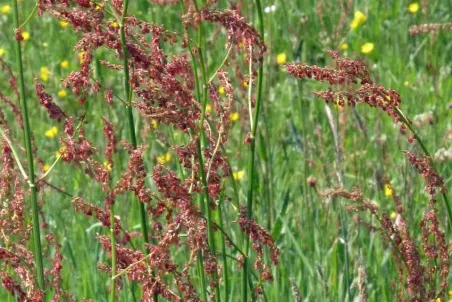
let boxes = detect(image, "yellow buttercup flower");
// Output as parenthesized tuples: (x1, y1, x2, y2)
(58, 89, 67, 98)
(151, 119, 158, 128)
(59, 21, 70, 28)
(243, 81, 249, 88)
(341, 43, 349, 50)
(276, 52, 287, 65)
(218, 85, 225, 95)
(103, 161, 112, 171)
(233, 170, 245, 181)
(206, 103, 212, 112)
(110, 20, 119, 28)
(78, 51, 85, 64)
(229, 112, 239, 122)
(384, 184, 393, 196)
(350, 10, 367, 29)
(360, 42, 374, 54)
(1, 5, 11, 14)
(408, 2, 420, 14)
(390, 212, 397, 220)
(60, 60, 69, 69)
(40, 67, 50, 82)
(448, 289, 452, 296)
(56, 146, 66, 157)
(43, 163, 50, 172)
(157, 152, 171, 164)
(45, 126, 58, 138)
(0, 48, 5, 57)
(21, 31, 30, 41)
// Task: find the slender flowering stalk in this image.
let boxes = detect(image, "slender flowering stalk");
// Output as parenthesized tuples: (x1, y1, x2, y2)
(393, 106, 452, 228)
(11, 0, 45, 292)
(109, 201, 117, 302)
(179, 3, 209, 300)
(119, 0, 150, 247)
(243, 0, 265, 300)
(193, 1, 221, 300)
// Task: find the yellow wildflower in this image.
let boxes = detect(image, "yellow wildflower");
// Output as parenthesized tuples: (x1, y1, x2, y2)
(243, 81, 249, 88)
(229, 112, 239, 122)
(157, 152, 171, 164)
(96, 4, 103, 10)
(43, 163, 50, 172)
(448, 289, 452, 296)
(78, 51, 85, 64)
(0, 48, 5, 57)
(276, 52, 287, 65)
(360, 42, 374, 54)
(60, 60, 69, 69)
(21, 31, 30, 41)
(206, 103, 212, 112)
(233, 170, 245, 181)
(341, 43, 349, 50)
(390, 212, 397, 220)
(384, 184, 393, 196)
(40, 67, 50, 82)
(45, 126, 58, 138)
(408, 2, 420, 14)
(58, 89, 67, 98)
(59, 21, 70, 28)
(218, 85, 225, 95)
(103, 161, 112, 171)
(56, 146, 66, 157)
(404, 81, 409, 87)
(350, 10, 367, 29)
(110, 21, 119, 28)
(1, 5, 11, 14)
(151, 119, 158, 128)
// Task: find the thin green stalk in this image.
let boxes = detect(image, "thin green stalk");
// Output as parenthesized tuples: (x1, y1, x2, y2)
(243, 0, 265, 301)
(11, 0, 45, 292)
(393, 106, 452, 228)
(181, 0, 221, 300)
(119, 0, 150, 247)
(179, 2, 209, 298)
(118, 3, 156, 300)
(218, 192, 230, 302)
(109, 203, 117, 302)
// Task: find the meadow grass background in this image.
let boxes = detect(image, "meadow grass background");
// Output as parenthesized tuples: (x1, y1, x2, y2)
(0, 0, 451, 301)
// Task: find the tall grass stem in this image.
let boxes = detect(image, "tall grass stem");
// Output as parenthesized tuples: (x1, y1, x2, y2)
(243, 0, 265, 300)
(11, 0, 45, 291)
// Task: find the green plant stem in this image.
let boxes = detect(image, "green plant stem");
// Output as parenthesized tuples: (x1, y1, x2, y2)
(243, 0, 265, 301)
(11, 0, 45, 292)
(393, 106, 452, 228)
(218, 192, 229, 302)
(179, 3, 209, 299)
(109, 203, 117, 302)
(119, 0, 150, 247)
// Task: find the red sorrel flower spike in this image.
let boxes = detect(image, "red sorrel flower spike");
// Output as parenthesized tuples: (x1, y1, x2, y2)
(35, 80, 68, 123)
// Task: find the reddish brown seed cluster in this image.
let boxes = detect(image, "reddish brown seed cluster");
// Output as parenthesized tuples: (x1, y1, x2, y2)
(409, 23, 452, 35)
(287, 51, 403, 122)
(320, 186, 450, 301)
(403, 151, 447, 197)
(185, 8, 266, 60)
(35, 80, 68, 123)
(238, 207, 280, 275)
